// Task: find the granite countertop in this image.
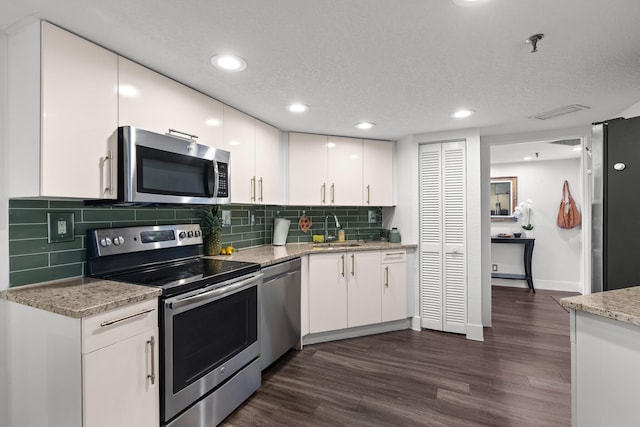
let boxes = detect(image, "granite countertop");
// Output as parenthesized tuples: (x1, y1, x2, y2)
(0, 277, 162, 319)
(205, 241, 417, 267)
(560, 286, 640, 326)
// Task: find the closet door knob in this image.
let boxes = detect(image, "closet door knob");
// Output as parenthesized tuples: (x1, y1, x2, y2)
(613, 163, 626, 171)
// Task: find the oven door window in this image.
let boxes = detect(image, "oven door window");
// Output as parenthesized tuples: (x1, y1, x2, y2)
(136, 145, 215, 197)
(171, 286, 257, 393)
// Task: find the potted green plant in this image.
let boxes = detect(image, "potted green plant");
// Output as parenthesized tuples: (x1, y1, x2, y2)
(198, 205, 222, 255)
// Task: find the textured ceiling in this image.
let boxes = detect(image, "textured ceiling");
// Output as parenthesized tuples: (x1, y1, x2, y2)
(2, 0, 640, 141)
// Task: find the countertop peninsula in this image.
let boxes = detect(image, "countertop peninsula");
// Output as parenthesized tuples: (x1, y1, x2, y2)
(560, 285, 640, 326)
(205, 241, 417, 267)
(0, 277, 161, 318)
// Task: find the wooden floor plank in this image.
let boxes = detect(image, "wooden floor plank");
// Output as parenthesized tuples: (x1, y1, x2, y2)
(222, 286, 577, 426)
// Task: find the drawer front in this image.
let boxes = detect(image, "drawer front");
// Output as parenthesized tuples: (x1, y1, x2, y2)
(82, 299, 158, 354)
(381, 250, 406, 264)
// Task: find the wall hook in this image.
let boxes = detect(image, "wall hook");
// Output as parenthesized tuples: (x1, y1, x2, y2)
(525, 33, 544, 53)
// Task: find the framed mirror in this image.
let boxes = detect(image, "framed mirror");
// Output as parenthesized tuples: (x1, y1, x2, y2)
(490, 176, 518, 222)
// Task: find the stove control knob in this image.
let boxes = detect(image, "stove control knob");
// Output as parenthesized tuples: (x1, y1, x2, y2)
(113, 236, 125, 246)
(179, 231, 186, 239)
(195, 230, 201, 237)
(99, 237, 112, 247)
(187, 231, 194, 238)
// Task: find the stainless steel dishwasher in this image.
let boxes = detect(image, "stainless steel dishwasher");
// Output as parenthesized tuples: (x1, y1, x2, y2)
(260, 258, 301, 370)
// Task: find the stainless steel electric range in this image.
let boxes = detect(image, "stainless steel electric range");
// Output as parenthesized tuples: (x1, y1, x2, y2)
(86, 223, 262, 427)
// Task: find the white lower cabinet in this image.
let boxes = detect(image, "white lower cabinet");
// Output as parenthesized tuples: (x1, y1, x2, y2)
(381, 250, 408, 322)
(308, 250, 406, 335)
(3, 298, 159, 427)
(82, 301, 159, 427)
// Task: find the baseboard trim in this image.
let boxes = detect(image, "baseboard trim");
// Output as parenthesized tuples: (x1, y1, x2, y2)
(411, 316, 421, 331)
(466, 323, 484, 341)
(302, 319, 410, 346)
(492, 279, 583, 293)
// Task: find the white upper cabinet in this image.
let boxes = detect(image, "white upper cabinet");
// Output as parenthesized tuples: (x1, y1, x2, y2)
(222, 106, 282, 205)
(327, 136, 363, 206)
(289, 132, 394, 206)
(222, 106, 255, 204)
(289, 133, 329, 205)
(254, 119, 282, 204)
(363, 139, 394, 206)
(118, 57, 224, 148)
(8, 21, 118, 199)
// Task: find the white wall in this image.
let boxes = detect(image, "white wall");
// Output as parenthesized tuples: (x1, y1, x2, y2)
(618, 99, 640, 119)
(490, 158, 582, 292)
(393, 128, 486, 341)
(1, 29, 10, 427)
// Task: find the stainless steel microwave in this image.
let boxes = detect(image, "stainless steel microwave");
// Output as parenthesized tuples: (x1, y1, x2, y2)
(114, 126, 231, 205)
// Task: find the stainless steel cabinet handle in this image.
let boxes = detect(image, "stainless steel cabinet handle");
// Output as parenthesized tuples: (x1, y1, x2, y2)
(385, 252, 405, 256)
(366, 185, 370, 205)
(331, 183, 335, 204)
(258, 177, 263, 202)
(341, 254, 345, 277)
(99, 307, 155, 327)
(104, 151, 113, 195)
(351, 254, 355, 276)
(147, 336, 156, 385)
(385, 266, 389, 287)
(321, 183, 326, 204)
(250, 176, 256, 202)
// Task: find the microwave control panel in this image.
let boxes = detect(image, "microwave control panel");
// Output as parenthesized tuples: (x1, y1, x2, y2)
(217, 162, 229, 198)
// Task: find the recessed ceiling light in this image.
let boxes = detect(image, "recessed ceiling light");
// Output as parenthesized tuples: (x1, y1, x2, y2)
(286, 103, 309, 113)
(355, 122, 375, 130)
(210, 54, 247, 72)
(452, 0, 485, 7)
(451, 109, 475, 119)
(523, 156, 533, 161)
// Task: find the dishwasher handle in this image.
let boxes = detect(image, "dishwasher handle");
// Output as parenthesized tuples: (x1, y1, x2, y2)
(263, 269, 300, 285)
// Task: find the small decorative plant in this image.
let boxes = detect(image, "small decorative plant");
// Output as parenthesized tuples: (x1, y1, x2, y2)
(198, 206, 222, 255)
(514, 200, 534, 231)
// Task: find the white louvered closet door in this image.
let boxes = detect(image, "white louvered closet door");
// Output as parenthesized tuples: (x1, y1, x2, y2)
(419, 141, 467, 334)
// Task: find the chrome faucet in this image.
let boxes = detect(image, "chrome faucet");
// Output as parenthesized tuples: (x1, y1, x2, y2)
(324, 212, 341, 242)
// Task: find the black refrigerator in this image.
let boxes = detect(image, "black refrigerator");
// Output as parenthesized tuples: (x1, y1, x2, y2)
(592, 115, 640, 292)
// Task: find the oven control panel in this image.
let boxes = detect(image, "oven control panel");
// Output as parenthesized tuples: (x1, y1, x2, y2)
(89, 224, 203, 257)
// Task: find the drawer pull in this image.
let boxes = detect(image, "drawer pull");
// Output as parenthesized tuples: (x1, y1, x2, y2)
(99, 307, 155, 327)
(385, 252, 405, 256)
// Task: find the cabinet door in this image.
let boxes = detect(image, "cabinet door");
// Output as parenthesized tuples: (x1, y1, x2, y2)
(363, 139, 394, 206)
(347, 251, 381, 328)
(83, 329, 159, 427)
(382, 260, 407, 322)
(255, 120, 282, 204)
(289, 133, 328, 205)
(223, 105, 256, 204)
(309, 253, 347, 333)
(41, 22, 118, 199)
(118, 57, 224, 147)
(327, 136, 363, 205)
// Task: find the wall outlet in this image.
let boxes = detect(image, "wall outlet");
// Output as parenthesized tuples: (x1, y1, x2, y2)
(368, 210, 377, 223)
(47, 212, 75, 243)
(492, 264, 498, 272)
(221, 210, 231, 227)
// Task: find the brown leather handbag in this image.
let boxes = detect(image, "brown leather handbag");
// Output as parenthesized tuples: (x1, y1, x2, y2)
(557, 180, 581, 229)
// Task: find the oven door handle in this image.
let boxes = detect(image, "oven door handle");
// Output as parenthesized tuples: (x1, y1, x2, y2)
(168, 273, 263, 309)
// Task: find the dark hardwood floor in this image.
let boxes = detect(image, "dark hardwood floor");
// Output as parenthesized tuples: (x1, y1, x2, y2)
(222, 286, 578, 426)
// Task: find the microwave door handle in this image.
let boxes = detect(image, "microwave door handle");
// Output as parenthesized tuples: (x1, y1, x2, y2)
(205, 162, 216, 197)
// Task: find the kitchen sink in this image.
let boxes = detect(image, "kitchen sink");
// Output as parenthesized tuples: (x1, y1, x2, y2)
(312, 242, 363, 250)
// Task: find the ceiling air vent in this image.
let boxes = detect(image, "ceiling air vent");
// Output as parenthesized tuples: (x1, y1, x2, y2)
(548, 138, 581, 146)
(530, 104, 590, 120)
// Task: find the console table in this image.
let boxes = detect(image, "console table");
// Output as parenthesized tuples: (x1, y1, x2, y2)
(491, 237, 535, 292)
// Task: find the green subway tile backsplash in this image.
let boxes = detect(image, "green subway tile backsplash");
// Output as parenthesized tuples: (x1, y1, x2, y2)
(8, 200, 384, 287)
